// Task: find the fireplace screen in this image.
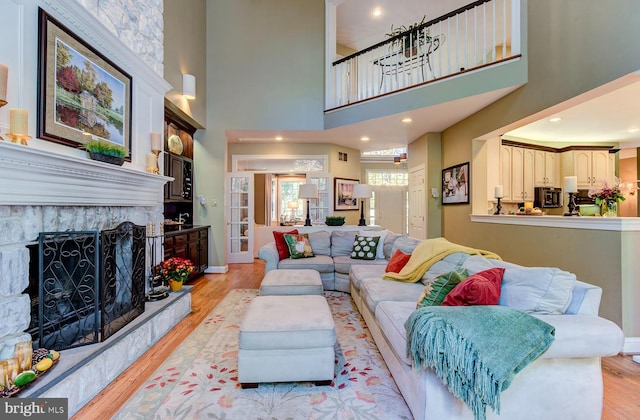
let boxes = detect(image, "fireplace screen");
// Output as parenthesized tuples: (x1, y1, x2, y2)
(28, 222, 146, 350)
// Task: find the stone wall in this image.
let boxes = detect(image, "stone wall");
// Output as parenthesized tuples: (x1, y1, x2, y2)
(0, 204, 162, 360)
(76, 0, 164, 75)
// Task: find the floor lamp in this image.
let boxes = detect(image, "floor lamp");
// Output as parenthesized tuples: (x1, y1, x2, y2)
(299, 183, 318, 226)
(353, 184, 372, 227)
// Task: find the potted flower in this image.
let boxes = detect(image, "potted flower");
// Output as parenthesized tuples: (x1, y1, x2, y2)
(386, 15, 429, 57)
(588, 178, 625, 217)
(325, 216, 345, 226)
(157, 257, 195, 291)
(82, 139, 128, 166)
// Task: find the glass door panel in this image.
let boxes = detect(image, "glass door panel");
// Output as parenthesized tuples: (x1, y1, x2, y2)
(226, 173, 253, 263)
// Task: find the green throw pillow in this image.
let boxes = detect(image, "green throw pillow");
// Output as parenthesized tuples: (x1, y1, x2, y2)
(416, 269, 469, 308)
(283, 233, 315, 259)
(350, 235, 380, 260)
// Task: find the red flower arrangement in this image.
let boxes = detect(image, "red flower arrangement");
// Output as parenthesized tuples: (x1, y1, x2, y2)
(588, 178, 626, 206)
(157, 257, 195, 282)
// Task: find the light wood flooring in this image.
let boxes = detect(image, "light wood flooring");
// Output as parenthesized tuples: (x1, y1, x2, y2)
(73, 260, 640, 419)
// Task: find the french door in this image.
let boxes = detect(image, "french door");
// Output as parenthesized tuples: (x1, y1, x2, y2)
(226, 173, 254, 263)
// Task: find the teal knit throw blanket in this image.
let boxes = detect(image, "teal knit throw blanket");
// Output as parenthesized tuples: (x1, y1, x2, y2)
(405, 306, 555, 420)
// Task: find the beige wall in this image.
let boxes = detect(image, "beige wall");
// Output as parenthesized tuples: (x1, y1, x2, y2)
(163, 0, 207, 125)
(619, 157, 637, 217)
(439, 0, 640, 332)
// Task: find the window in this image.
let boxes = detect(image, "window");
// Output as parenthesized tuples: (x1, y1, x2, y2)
(272, 175, 306, 224)
(367, 170, 408, 186)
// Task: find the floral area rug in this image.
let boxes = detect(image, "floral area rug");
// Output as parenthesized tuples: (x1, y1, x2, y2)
(114, 289, 413, 419)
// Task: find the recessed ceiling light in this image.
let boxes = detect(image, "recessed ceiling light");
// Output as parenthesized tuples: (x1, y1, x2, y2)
(549, 117, 562, 122)
(401, 117, 412, 123)
(360, 136, 370, 141)
(628, 127, 640, 133)
(275, 136, 283, 141)
(371, 7, 383, 17)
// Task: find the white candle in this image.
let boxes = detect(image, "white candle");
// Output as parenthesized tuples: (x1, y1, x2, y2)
(564, 176, 578, 193)
(150, 132, 162, 151)
(494, 185, 504, 198)
(9, 108, 27, 135)
(146, 152, 157, 172)
(0, 63, 7, 102)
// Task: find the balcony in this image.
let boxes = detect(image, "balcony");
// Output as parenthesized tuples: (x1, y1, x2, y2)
(327, 0, 523, 113)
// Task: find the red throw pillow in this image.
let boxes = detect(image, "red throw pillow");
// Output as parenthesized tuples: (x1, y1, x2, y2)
(273, 229, 298, 260)
(385, 249, 412, 273)
(441, 267, 505, 306)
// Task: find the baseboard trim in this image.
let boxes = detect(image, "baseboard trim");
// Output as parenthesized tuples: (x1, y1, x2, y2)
(623, 337, 640, 354)
(205, 265, 228, 274)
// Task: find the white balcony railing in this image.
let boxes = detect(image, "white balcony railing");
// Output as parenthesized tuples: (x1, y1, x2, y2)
(328, 0, 520, 110)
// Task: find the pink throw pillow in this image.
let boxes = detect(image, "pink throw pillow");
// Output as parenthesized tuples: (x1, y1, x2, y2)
(441, 267, 505, 306)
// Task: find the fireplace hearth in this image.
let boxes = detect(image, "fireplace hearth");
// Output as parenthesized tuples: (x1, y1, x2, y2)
(27, 222, 146, 351)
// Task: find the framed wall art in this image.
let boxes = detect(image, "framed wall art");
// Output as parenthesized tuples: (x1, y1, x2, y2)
(37, 8, 132, 158)
(334, 177, 359, 211)
(442, 162, 469, 205)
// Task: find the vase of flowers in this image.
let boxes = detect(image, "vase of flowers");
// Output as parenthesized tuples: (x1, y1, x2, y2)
(157, 257, 195, 291)
(588, 178, 625, 217)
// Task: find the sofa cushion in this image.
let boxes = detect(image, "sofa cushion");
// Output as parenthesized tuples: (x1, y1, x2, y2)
(278, 255, 334, 273)
(383, 233, 403, 259)
(362, 277, 425, 314)
(375, 300, 416, 366)
(442, 267, 504, 306)
(462, 256, 577, 314)
(283, 233, 314, 259)
(273, 229, 298, 260)
(349, 264, 387, 291)
(385, 249, 411, 273)
(350, 235, 380, 260)
(335, 256, 387, 276)
(416, 269, 468, 308)
(308, 231, 331, 256)
(391, 235, 421, 256)
(331, 230, 359, 256)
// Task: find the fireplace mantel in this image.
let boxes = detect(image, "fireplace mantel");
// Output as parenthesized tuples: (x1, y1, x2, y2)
(0, 141, 171, 206)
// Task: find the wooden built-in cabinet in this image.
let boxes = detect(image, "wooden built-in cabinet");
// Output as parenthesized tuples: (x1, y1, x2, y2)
(533, 150, 558, 187)
(164, 226, 209, 280)
(564, 149, 612, 189)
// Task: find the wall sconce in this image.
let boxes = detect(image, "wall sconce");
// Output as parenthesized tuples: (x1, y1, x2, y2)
(182, 74, 196, 99)
(394, 156, 401, 165)
(400, 152, 407, 162)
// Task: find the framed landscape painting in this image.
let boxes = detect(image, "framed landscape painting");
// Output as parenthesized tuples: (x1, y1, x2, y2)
(334, 177, 359, 211)
(442, 162, 469, 205)
(37, 8, 132, 158)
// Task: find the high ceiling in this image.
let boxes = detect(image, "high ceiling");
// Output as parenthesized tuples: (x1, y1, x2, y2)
(226, 1, 640, 154)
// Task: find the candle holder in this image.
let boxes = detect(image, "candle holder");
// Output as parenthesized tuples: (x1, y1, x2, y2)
(493, 197, 503, 215)
(564, 192, 579, 216)
(6, 133, 31, 145)
(146, 149, 161, 174)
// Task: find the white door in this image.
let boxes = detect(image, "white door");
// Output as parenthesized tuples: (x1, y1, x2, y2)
(373, 186, 407, 234)
(408, 166, 426, 239)
(226, 172, 254, 263)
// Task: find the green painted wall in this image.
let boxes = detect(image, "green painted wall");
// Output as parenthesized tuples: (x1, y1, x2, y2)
(199, 0, 324, 268)
(440, 0, 640, 331)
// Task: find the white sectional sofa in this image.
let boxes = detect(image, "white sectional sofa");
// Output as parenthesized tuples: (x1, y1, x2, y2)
(259, 232, 625, 419)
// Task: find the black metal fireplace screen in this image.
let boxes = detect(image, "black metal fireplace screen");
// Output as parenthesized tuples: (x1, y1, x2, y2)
(27, 222, 146, 350)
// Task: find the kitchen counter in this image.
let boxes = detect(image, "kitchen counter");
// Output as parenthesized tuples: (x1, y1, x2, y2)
(470, 214, 640, 231)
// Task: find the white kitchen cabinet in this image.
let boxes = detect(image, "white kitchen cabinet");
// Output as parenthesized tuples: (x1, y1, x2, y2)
(501, 145, 534, 202)
(573, 150, 611, 188)
(534, 150, 558, 187)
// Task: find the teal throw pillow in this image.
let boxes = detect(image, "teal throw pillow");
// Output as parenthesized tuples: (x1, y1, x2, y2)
(416, 269, 469, 308)
(350, 235, 380, 260)
(283, 233, 315, 259)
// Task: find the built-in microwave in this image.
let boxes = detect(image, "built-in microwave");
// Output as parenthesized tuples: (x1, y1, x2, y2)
(534, 187, 562, 208)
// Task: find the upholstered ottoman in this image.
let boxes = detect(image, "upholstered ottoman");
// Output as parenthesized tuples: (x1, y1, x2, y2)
(260, 268, 323, 295)
(238, 295, 336, 388)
